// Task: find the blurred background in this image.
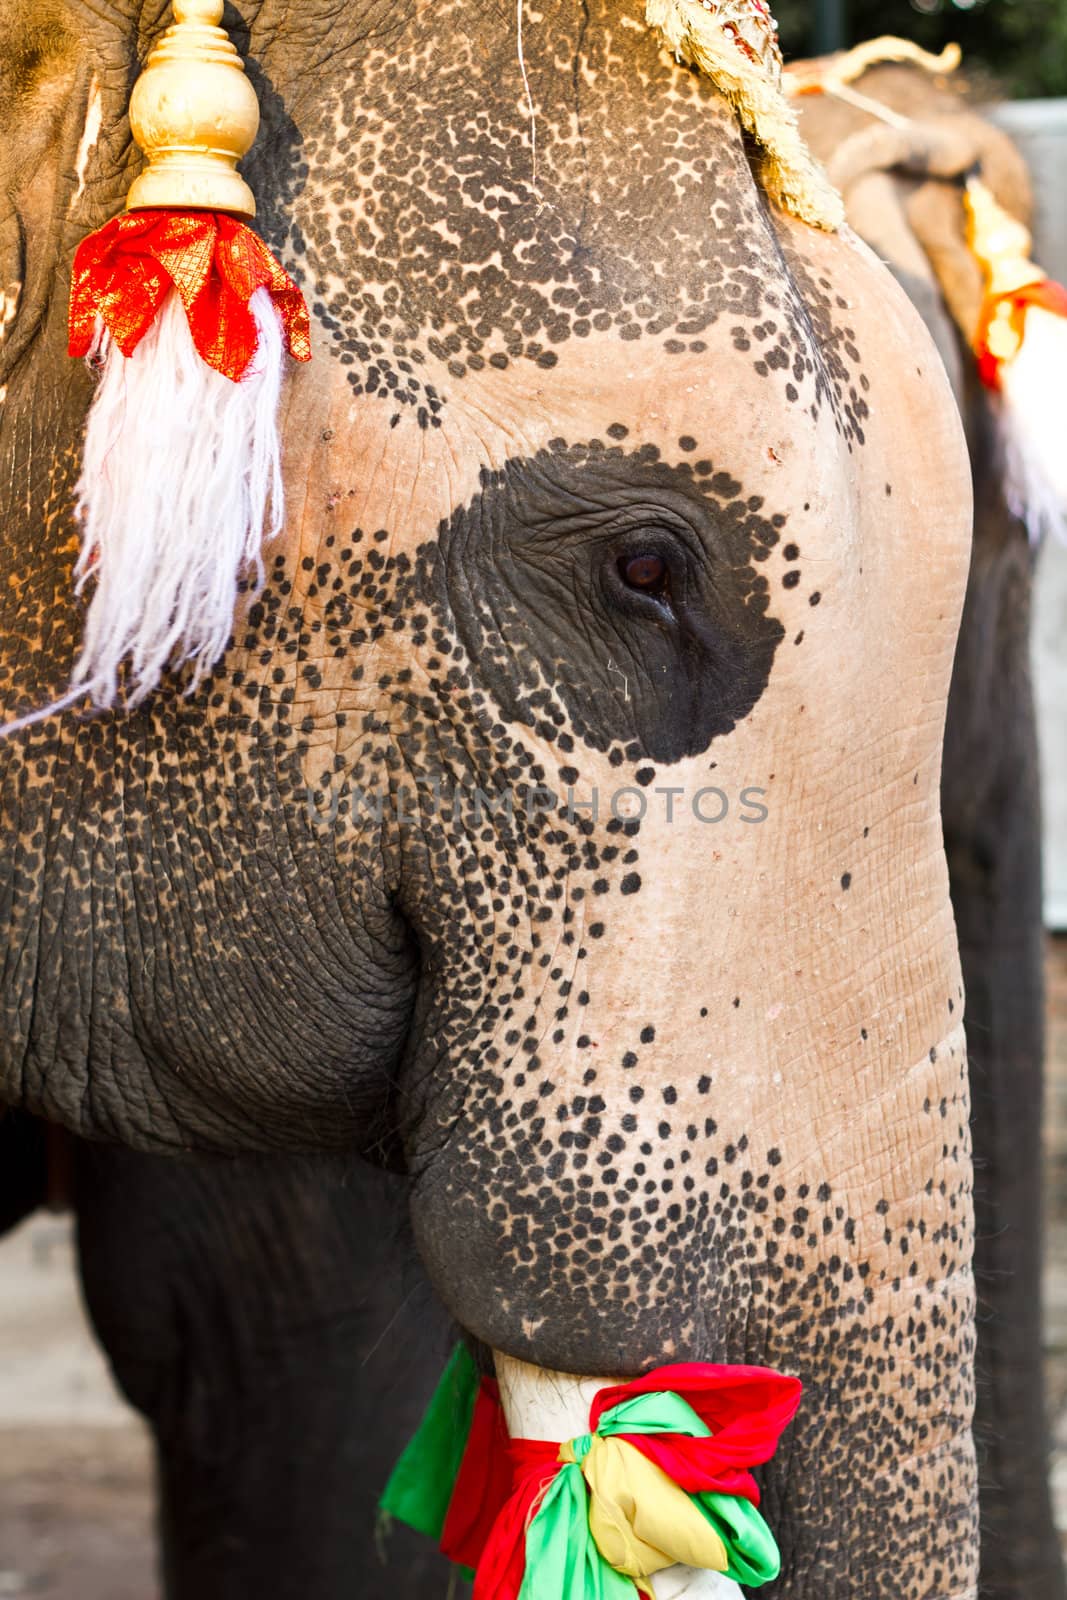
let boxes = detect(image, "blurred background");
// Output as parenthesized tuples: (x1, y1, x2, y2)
(779, 0, 1067, 98)
(0, 2, 1065, 1596)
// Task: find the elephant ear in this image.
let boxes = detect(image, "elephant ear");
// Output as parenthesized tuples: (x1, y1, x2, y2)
(0, 4, 81, 378)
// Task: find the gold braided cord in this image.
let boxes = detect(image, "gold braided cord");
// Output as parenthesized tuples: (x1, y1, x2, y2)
(784, 36, 962, 99)
(644, 0, 845, 230)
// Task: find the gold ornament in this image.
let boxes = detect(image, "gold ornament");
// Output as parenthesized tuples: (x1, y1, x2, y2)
(126, 0, 260, 218)
(966, 176, 1043, 303)
(966, 176, 1044, 366)
(785, 36, 961, 101)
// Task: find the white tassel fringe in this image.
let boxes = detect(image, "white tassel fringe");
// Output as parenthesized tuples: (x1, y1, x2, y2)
(997, 305, 1067, 547)
(1, 285, 284, 735)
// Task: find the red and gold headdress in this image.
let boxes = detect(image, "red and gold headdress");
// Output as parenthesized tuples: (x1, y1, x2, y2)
(61, 0, 311, 717)
(3, 0, 839, 733)
(3, 0, 311, 732)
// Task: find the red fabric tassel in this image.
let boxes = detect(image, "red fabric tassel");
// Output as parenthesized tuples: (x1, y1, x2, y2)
(471, 1442, 561, 1600)
(974, 277, 1067, 391)
(440, 1378, 516, 1570)
(69, 210, 311, 382)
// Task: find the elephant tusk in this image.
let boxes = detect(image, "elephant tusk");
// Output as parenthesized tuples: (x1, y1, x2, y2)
(650, 1567, 746, 1599)
(494, 1352, 747, 1600)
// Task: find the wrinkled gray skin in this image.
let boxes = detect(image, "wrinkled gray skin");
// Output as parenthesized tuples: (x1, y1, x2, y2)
(1, 1113, 457, 1599)
(74, 1146, 455, 1599)
(0, 8, 983, 1600)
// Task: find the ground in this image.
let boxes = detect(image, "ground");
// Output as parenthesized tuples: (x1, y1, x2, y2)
(0, 1219, 155, 1598)
(2, 938, 1067, 1595)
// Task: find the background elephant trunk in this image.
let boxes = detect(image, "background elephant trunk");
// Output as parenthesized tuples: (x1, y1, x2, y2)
(943, 397, 1059, 1598)
(794, 61, 1063, 1598)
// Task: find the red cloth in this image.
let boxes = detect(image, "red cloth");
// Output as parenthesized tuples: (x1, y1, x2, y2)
(612, 1438, 762, 1503)
(593, 1364, 803, 1506)
(592, 1364, 802, 1458)
(974, 277, 1067, 390)
(444, 1361, 802, 1583)
(470, 1442, 560, 1600)
(69, 210, 311, 382)
(441, 1379, 515, 1571)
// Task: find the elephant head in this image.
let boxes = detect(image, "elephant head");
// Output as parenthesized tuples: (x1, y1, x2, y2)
(0, 3, 977, 1594)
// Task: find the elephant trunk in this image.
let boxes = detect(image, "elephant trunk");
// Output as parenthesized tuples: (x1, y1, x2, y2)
(752, 1267, 980, 1600)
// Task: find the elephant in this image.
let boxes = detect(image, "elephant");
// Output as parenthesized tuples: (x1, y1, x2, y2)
(38, 60, 1056, 1599)
(0, 4, 988, 1598)
(2, 1113, 458, 1599)
(794, 59, 1062, 1600)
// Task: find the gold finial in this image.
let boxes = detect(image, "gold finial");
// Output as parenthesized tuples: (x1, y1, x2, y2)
(966, 176, 1042, 300)
(965, 176, 1044, 365)
(125, 0, 260, 217)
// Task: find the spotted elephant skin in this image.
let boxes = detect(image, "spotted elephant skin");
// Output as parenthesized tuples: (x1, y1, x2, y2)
(0, 5, 977, 1599)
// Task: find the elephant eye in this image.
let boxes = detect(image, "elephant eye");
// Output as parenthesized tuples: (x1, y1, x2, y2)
(618, 552, 669, 596)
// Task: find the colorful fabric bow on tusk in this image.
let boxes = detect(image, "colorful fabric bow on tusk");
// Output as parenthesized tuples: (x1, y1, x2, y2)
(380, 1347, 802, 1599)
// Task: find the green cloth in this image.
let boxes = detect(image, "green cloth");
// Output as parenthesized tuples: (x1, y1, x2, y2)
(381, 1349, 780, 1595)
(518, 1463, 635, 1600)
(597, 1391, 712, 1439)
(379, 1343, 480, 1540)
(693, 1492, 781, 1587)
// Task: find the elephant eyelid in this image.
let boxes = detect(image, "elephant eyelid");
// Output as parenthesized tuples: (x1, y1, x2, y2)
(603, 502, 705, 560)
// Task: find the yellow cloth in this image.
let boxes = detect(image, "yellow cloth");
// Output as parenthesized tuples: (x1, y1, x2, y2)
(570, 1436, 730, 1585)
